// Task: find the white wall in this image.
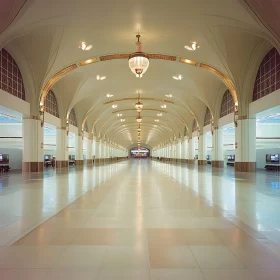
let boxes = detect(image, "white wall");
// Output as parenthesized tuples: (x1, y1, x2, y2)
(256, 148, 280, 169)
(0, 148, 22, 170)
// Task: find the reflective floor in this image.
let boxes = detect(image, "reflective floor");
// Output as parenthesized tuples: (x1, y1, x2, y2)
(0, 159, 280, 279)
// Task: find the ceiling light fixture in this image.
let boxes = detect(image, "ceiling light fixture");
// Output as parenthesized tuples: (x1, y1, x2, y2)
(117, 113, 123, 117)
(157, 113, 162, 116)
(120, 119, 125, 122)
(112, 104, 118, 109)
(136, 112, 142, 123)
(135, 91, 143, 112)
(106, 93, 113, 98)
(137, 124, 141, 132)
(97, 75, 106, 80)
(161, 104, 166, 109)
(184, 42, 200, 51)
(79, 41, 92, 51)
(173, 75, 183, 80)
(155, 119, 159, 122)
(129, 34, 149, 78)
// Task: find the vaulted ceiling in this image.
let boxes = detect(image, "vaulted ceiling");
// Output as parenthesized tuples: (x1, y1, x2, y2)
(0, 0, 278, 148)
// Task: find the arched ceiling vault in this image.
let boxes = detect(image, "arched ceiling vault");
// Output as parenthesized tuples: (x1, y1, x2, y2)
(1, 0, 277, 149)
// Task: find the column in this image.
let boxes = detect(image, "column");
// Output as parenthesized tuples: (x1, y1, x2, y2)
(177, 139, 182, 163)
(75, 134, 84, 166)
(56, 127, 69, 168)
(212, 127, 224, 168)
(22, 118, 44, 172)
(99, 140, 104, 163)
(87, 137, 93, 166)
(187, 138, 194, 164)
(95, 140, 100, 164)
(235, 117, 256, 172)
(198, 133, 206, 165)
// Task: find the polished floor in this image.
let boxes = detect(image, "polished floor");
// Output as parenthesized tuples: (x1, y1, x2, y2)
(0, 159, 280, 279)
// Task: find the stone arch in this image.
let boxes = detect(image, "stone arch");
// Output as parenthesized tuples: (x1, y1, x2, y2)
(192, 119, 199, 132)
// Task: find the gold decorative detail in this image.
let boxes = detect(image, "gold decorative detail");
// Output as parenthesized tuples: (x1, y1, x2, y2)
(100, 54, 130, 61)
(112, 109, 167, 113)
(199, 64, 237, 102)
(99, 53, 176, 62)
(148, 54, 176, 61)
(80, 58, 97, 66)
(40, 64, 78, 103)
(104, 98, 174, 105)
(179, 58, 197, 65)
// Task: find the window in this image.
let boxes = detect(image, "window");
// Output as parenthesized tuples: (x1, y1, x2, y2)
(220, 89, 234, 118)
(0, 48, 25, 100)
(69, 108, 77, 127)
(84, 121, 89, 132)
(45, 90, 59, 118)
(204, 107, 212, 126)
(253, 48, 280, 101)
(192, 119, 198, 132)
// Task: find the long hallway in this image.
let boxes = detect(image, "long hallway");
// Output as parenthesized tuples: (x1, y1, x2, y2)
(0, 160, 280, 279)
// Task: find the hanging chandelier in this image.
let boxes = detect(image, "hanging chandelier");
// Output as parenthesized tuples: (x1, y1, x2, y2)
(129, 34, 149, 78)
(137, 124, 141, 132)
(135, 91, 143, 112)
(136, 112, 142, 123)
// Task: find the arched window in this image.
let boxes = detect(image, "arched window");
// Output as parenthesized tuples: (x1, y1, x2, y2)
(220, 89, 234, 118)
(84, 121, 89, 132)
(45, 90, 59, 118)
(192, 119, 198, 132)
(253, 48, 280, 101)
(204, 107, 212, 126)
(69, 108, 77, 127)
(0, 48, 25, 100)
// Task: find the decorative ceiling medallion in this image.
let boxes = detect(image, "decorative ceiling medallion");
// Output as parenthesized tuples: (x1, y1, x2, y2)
(128, 34, 149, 78)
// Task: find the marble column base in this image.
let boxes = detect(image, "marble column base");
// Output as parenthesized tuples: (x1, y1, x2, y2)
(86, 159, 93, 166)
(187, 159, 195, 164)
(22, 162, 44, 172)
(212, 160, 224, 168)
(75, 160, 84, 166)
(56, 160, 68, 168)
(198, 160, 207, 165)
(235, 162, 256, 172)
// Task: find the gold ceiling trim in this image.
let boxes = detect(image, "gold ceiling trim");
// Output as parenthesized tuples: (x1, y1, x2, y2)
(179, 58, 197, 66)
(112, 109, 167, 113)
(199, 63, 237, 102)
(40, 64, 78, 103)
(99, 53, 176, 62)
(104, 98, 174, 105)
(80, 58, 97, 66)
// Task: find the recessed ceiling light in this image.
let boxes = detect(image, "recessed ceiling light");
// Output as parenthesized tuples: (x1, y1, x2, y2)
(155, 119, 159, 122)
(165, 94, 172, 98)
(112, 104, 118, 109)
(161, 104, 166, 109)
(184, 42, 200, 51)
(106, 93, 113, 98)
(97, 75, 106, 80)
(120, 119, 125, 122)
(117, 113, 123, 117)
(157, 113, 162, 116)
(79, 42, 93, 51)
(173, 75, 183, 80)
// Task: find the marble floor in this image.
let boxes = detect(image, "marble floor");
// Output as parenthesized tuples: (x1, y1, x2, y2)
(0, 159, 280, 279)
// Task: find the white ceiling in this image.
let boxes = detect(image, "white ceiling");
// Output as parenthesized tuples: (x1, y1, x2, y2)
(0, 0, 277, 149)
